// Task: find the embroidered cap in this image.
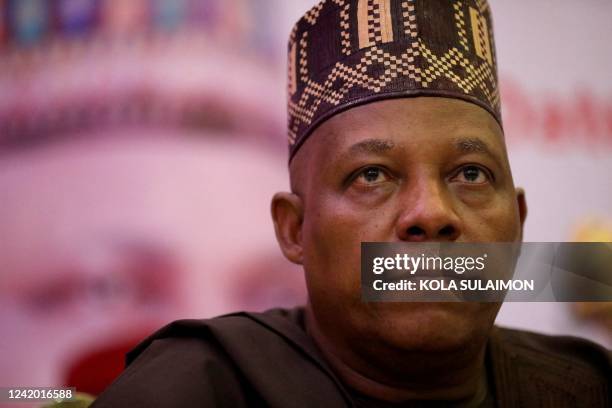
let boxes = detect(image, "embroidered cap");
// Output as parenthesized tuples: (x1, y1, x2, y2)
(287, 0, 501, 160)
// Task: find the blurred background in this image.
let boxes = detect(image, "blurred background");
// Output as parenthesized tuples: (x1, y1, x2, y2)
(0, 0, 610, 405)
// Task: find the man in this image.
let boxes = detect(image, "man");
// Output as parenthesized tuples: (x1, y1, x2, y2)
(92, 0, 611, 406)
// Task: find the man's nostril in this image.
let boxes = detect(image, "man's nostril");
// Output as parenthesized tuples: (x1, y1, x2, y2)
(407, 226, 425, 236)
(439, 225, 455, 237)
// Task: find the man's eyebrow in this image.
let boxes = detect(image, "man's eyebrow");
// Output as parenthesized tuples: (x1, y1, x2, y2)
(454, 138, 493, 155)
(454, 137, 506, 168)
(348, 138, 396, 155)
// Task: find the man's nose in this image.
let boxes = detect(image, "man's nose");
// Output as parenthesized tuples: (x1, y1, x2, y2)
(395, 179, 462, 242)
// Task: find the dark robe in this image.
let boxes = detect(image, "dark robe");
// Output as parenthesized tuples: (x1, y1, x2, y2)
(91, 308, 611, 407)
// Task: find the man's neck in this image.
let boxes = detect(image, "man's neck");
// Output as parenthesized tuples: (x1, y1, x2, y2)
(304, 306, 489, 403)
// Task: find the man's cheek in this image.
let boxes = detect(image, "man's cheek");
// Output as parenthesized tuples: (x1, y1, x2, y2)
(465, 204, 520, 241)
(329, 205, 390, 238)
(307, 221, 361, 280)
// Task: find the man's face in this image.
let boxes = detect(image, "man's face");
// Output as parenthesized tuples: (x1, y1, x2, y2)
(289, 97, 526, 353)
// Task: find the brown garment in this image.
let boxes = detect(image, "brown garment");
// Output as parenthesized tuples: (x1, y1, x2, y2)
(92, 308, 611, 407)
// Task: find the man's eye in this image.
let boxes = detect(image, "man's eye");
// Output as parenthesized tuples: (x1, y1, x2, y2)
(454, 165, 490, 184)
(354, 167, 389, 185)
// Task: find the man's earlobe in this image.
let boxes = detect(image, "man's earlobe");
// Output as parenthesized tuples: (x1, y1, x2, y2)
(271, 192, 304, 264)
(516, 188, 528, 239)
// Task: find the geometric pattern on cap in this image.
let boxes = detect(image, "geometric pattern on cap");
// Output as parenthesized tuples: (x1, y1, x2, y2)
(287, 0, 501, 159)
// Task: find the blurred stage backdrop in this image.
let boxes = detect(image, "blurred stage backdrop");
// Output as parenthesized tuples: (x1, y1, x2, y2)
(0, 0, 610, 402)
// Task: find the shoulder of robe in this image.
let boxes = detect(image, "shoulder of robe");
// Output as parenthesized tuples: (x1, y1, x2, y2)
(489, 326, 611, 407)
(93, 308, 353, 408)
(91, 335, 254, 407)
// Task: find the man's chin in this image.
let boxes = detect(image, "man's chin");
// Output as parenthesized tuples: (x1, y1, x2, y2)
(361, 301, 498, 352)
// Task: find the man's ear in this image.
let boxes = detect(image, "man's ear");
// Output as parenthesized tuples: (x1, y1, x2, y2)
(516, 187, 528, 240)
(271, 192, 304, 264)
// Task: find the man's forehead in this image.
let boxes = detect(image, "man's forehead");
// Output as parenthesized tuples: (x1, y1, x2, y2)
(312, 97, 504, 152)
